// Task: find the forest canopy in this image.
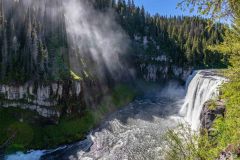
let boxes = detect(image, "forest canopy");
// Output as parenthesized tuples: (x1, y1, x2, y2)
(0, 0, 229, 84)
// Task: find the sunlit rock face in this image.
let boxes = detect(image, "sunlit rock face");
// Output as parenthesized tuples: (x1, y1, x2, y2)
(0, 81, 82, 118)
(137, 54, 192, 82)
(200, 100, 225, 131)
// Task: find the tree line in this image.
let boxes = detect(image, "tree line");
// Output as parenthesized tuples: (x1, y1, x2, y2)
(0, 0, 69, 83)
(0, 0, 229, 84)
(101, 0, 228, 68)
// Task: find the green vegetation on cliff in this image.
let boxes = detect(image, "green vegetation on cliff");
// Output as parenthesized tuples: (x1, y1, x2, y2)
(0, 84, 136, 153)
(206, 5, 240, 157)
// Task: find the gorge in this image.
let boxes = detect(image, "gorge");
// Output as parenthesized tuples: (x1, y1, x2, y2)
(1, 0, 239, 159)
(4, 70, 226, 160)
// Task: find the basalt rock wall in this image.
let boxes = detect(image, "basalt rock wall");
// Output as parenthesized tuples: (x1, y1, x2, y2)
(0, 80, 83, 119)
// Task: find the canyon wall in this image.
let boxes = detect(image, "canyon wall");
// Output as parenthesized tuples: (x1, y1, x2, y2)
(136, 54, 192, 82)
(0, 81, 82, 118)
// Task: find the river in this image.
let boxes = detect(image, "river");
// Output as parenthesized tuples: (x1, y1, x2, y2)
(5, 70, 226, 160)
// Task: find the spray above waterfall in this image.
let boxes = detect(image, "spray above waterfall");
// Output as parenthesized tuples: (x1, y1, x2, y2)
(63, 0, 130, 81)
(2, 0, 131, 83)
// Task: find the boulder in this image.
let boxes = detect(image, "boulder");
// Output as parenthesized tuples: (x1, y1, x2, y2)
(217, 144, 240, 160)
(200, 100, 225, 131)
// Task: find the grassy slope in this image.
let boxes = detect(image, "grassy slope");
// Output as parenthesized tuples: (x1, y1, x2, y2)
(0, 84, 137, 153)
(207, 64, 240, 158)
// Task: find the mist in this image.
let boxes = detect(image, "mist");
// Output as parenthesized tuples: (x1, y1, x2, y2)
(157, 81, 185, 99)
(2, 0, 131, 83)
(63, 0, 131, 81)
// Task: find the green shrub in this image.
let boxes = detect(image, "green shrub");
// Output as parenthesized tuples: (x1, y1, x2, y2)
(7, 122, 33, 146)
(163, 124, 216, 160)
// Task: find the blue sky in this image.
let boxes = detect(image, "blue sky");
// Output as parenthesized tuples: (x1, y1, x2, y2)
(133, 0, 231, 24)
(134, 0, 198, 16)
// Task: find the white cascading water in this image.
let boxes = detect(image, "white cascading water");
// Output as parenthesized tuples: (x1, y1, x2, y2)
(180, 70, 226, 130)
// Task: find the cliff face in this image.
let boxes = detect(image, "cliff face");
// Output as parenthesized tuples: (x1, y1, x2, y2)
(136, 54, 192, 82)
(0, 81, 83, 119)
(200, 100, 240, 159)
(200, 100, 226, 132)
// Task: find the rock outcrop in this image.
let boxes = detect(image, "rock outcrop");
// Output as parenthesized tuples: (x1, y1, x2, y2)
(0, 81, 83, 118)
(217, 144, 240, 160)
(136, 54, 192, 82)
(200, 100, 225, 131)
(200, 99, 240, 160)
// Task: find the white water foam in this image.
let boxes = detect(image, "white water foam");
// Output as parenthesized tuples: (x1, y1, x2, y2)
(5, 151, 44, 160)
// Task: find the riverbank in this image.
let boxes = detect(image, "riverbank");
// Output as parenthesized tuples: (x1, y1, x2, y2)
(6, 82, 186, 160)
(0, 84, 137, 154)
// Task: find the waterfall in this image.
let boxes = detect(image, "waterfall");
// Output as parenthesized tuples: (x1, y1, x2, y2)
(180, 70, 226, 130)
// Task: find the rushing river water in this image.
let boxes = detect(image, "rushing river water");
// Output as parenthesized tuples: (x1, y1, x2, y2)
(5, 70, 226, 160)
(6, 83, 185, 160)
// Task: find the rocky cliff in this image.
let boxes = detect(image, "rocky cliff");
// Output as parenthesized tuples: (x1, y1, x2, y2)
(200, 100, 240, 159)
(0, 81, 83, 119)
(200, 100, 226, 132)
(136, 54, 192, 82)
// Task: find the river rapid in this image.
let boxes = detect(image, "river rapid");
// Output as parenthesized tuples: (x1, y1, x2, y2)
(5, 70, 226, 160)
